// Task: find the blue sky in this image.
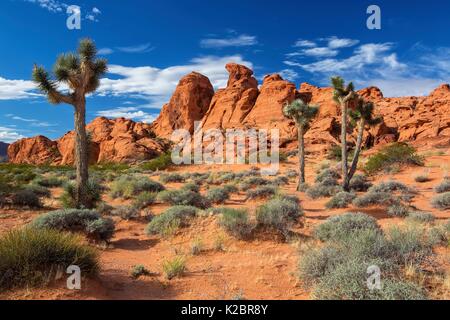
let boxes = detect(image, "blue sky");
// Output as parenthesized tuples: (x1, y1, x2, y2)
(1, 0, 450, 142)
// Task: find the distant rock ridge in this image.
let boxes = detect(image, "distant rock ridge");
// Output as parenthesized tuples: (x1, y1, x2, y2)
(0, 141, 9, 159)
(7, 63, 450, 165)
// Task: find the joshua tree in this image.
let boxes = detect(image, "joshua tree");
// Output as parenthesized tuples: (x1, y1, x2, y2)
(283, 99, 319, 190)
(331, 76, 357, 191)
(32, 39, 107, 208)
(348, 98, 381, 181)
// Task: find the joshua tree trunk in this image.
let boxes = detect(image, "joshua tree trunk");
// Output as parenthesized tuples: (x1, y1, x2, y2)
(341, 100, 350, 191)
(348, 118, 365, 183)
(74, 96, 89, 208)
(297, 124, 305, 190)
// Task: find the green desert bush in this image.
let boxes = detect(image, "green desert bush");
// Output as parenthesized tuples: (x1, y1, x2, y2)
(60, 180, 102, 209)
(285, 169, 298, 178)
(110, 175, 164, 199)
(140, 152, 173, 171)
(11, 189, 42, 208)
(256, 198, 303, 235)
(223, 184, 238, 194)
(0, 228, 98, 290)
(24, 183, 51, 198)
(218, 208, 253, 239)
(181, 182, 200, 193)
(162, 256, 186, 280)
(387, 203, 411, 217)
(414, 174, 431, 183)
(159, 172, 185, 183)
(96, 201, 113, 215)
(435, 178, 450, 193)
(313, 212, 380, 242)
(349, 174, 372, 192)
(246, 185, 277, 200)
(33, 176, 64, 188)
(111, 205, 140, 220)
(299, 219, 432, 300)
(352, 191, 397, 207)
(272, 175, 289, 186)
(157, 189, 210, 208)
(306, 184, 342, 199)
(325, 191, 356, 209)
(406, 212, 435, 224)
(145, 205, 198, 236)
(315, 168, 341, 184)
(31, 209, 115, 241)
(206, 187, 230, 204)
(132, 191, 156, 209)
(131, 265, 151, 279)
(430, 192, 450, 210)
(364, 142, 424, 175)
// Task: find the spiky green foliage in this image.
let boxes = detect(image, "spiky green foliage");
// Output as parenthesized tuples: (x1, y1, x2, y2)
(283, 99, 319, 128)
(331, 76, 355, 103)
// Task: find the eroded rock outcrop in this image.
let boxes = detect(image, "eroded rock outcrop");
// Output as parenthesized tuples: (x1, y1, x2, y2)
(201, 63, 259, 130)
(8, 136, 60, 165)
(151, 72, 214, 138)
(8, 117, 167, 165)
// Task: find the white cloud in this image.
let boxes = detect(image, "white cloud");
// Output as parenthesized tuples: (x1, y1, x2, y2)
(98, 48, 114, 55)
(278, 69, 299, 81)
(0, 77, 38, 100)
(92, 7, 101, 14)
(96, 106, 157, 123)
(302, 47, 339, 57)
(116, 43, 154, 53)
(294, 39, 316, 48)
(5, 114, 57, 127)
(0, 126, 24, 143)
(326, 36, 359, 49)
(25, 0, 67, 13)
(200, 34, 258, 48)
(98, 55, 253, 104)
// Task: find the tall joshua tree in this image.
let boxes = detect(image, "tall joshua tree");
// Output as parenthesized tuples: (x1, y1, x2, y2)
(331, 76, 357, 191)
(348, 98, 381, 181)
(283, 99, 319, 191)
(32, 39, 107, 208)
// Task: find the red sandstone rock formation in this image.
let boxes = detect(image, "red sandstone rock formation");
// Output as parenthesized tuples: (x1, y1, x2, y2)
(151, 72, 214, 138)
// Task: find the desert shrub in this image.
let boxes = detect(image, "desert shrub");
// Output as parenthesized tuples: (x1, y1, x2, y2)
(435, 179, 450, 193)
(218, 208, 253, 239)
(369, 180, 413, 194)
(24, 183, 51, 198)
(326, 144, 355, 161)
(0, 228, 98, 290)
(275, 193, 300, 204)
(431, 192, 450, 210)
(364, 142, 424, 175)
(353, 191, 396, 207)
(11, 189, 42, 208)
(428, 221, 450, 246)
(132, 192, 156, 209)
(387, 203, 410, 217)
(190, 173, 210, 185)
(111, 205, 140, 220)
(313, 212, 380, 242)
(256, 198, 303, 235)
(325, 191, 356, 209)
(315, 168, 341, 185)
(206, 187, 230, 204)
(285, 169, 298, 178)
(157, 189, 210, 208)
(140, 152, 173, 171)
(272, 175, 289, 186)
(131, 265, 151, 279)
(60, 180, 102, 209)
(181, 182, 200, 193)
(243, 176, 270, 187)
(31, 209, 115, 241)
(349, 174, 372, 192)
(246, 185, 278, 200)
(96, 201, 113, 215)
(110, 175, 164, 199)
(306, 184, 342, 199)
(162, 256, 186, 280)
(145, 205, 198, 236)
(190, 237, 204, 255)
(407, 212, 435, 224)
(223, 184, 238, 194)
(414, 174, 430, 183)
(159, 172, 185, 184)
(300, 222, 431, 300)
(33, 176, 64, 188)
